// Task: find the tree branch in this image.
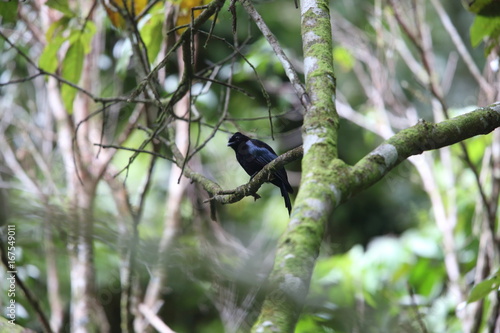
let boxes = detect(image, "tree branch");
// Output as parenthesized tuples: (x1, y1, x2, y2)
(349, 103, 500, 198)
(251, 0, 337, 330)
(251, 99, 500, 331)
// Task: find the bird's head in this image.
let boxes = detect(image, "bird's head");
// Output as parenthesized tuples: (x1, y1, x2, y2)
(227, 132, 250, 150)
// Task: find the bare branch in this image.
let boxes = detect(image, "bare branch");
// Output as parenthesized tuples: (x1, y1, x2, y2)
(138, 304, 177, 333)
(94, 143, 175, 163)
(239, 0, 308, 108)
(429, 0, 495, 101)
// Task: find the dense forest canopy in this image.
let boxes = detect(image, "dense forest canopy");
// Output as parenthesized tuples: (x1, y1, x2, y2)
(0, 0, 500, 332)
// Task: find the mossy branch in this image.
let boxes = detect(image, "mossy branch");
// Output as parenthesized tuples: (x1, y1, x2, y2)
(348, 104, 500, 199)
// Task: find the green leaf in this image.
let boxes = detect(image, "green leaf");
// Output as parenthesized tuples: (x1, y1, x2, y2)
(80, 22, 97, 54)
(46, 16, 71, 41)
(468, 271, 500, 303)
(67, 28, 83, 45)
(333, 46, 355, 72)
(464, 0, 491, 13)
(46, 0, 74, 17)
(295, 315, 325, 333)
(0, 1, 18, 25)
(141, 11, 164, 63)
(61, 38, 85, 113)
(39, 17, 74, 73)
(470, 15, 500, 47)
(39, 35, 66, 73)
(409, 258, 444, 297)
(467, 136, 491, 165)
(465, 0, 500, 16)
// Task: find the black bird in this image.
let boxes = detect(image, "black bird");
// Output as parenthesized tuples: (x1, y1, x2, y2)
(227, 132, 294, 214)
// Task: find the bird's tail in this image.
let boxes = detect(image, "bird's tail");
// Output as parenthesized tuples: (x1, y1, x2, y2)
(280, 184, 292, 215)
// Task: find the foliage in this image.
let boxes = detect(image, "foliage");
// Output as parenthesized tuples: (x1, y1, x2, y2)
(465, 0, 500, 55)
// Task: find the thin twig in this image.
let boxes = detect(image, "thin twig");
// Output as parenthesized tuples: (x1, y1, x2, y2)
(193, 75, 254, 97)
(429, 0, 494, 101)
(0, 72, 44, 86)
(407, 285, 429, 333)
(239, 0, 308, 108)
(186, 43, 237, 162)
(93, 143, 175, 163)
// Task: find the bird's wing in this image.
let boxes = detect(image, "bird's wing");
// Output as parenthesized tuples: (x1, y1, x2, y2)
(247, 140, 292, 193)
(247, 139, 278, 167)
